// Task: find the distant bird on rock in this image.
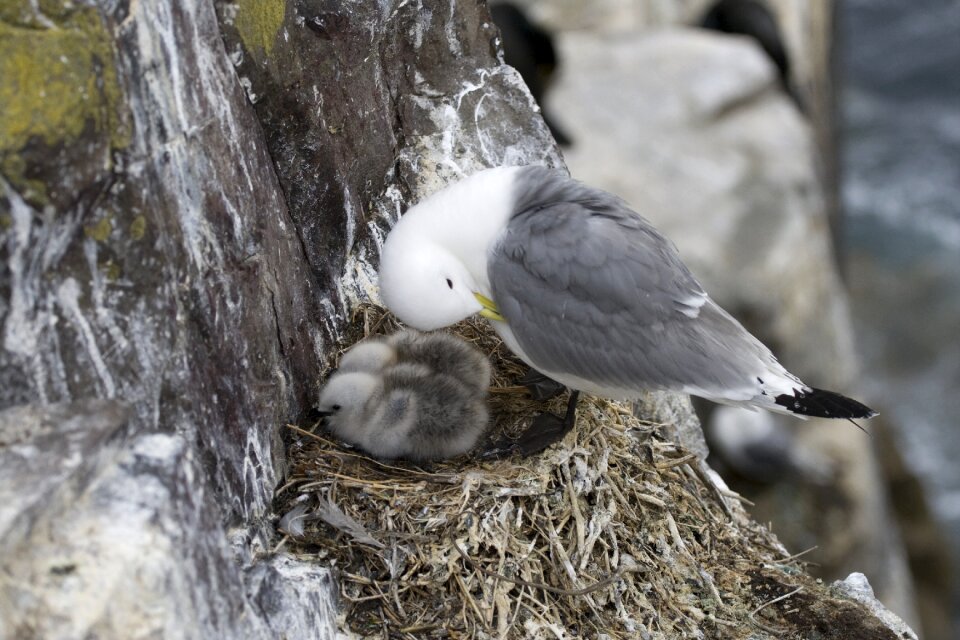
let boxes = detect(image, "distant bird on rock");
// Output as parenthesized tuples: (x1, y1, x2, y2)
(700, 0, 803, 108)
(491, 2, 572, 146)
(318, 332, 491, 461)
(707, 405, 835, 483)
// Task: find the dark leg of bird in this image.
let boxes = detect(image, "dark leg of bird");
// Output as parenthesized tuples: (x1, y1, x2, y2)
(480, 391, 581, 459)
(518, 390, 581, 456)
(519, 368, 566, 401)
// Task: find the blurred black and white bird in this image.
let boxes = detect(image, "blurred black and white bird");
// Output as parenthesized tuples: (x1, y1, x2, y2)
(318, 332, 491, 461)
(491, 2, 572, 146)
(699, 0, 803, 108)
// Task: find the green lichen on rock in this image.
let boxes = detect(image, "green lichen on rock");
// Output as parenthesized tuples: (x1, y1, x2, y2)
(102, 259, 121, 281)
(84, 215, 113, 242)
(0, 0, 78, 26)
(129, 215, 147, 241)
(0, 153, 47, 204)
(0, 4, 128, 197)
(234, 0, 285, 58)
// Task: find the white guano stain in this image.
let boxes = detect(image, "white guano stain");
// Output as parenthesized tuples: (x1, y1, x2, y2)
(454, 69, 490, 110)
(83, 241, 130, 358)
(1, 182, 56, 403)
(127, 0, 262, 274)
(3, 183, 39, 358)
(445, 0, 462, 56)
(342, 183, 356, 253)
(57, 278, 117, 398)
(342, 251, 382, 308)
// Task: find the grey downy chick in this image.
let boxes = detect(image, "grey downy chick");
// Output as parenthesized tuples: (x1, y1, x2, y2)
(317, 362, 490, 462)
(388, 330, 491, 393)
(336, 338, 397, 374)
(337, 330, 492, 393)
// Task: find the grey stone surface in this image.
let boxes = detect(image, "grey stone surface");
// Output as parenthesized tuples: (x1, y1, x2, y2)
(0, 400, 133, 555)
(634, 391, 709, 460)
(243, 554, 339, 639)
(215, 0, 567, 308)
(0, 399, 339, 639)
(834, 573, 919, 640)
(2, 0, 314, 529)
(509, 0, 831, 115)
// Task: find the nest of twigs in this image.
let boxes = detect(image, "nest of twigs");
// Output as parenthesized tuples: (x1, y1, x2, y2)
(273, 304, 856, 639)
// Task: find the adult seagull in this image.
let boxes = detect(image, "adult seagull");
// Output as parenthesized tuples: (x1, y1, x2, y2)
(377, 166, 875, 453)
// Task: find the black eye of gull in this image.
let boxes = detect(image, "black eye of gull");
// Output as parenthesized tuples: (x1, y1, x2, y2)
(331, 404, 341, 411)
(446, 278, 453, 289)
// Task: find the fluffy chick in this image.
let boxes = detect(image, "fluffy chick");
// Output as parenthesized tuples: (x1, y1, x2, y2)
(337, 330, 492, 393)
(318, 362, 489, 462)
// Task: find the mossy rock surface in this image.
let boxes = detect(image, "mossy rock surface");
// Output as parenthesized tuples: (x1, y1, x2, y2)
(0, 3, 127, 205)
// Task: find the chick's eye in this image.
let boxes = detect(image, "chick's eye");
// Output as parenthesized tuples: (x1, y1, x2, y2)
(331, 404, 342, 411)
(445, 278, 454, 289)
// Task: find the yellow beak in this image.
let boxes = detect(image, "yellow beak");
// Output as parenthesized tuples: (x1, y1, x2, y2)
(473, 292, 506, 322)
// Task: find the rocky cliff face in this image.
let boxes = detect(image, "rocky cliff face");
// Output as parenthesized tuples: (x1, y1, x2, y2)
(1, 0, 335, 634)
(0, 0, 557, 636)
(0, 0, 916, 637)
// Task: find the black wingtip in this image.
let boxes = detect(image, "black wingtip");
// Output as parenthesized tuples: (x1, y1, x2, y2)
(775, 387, 877, 420)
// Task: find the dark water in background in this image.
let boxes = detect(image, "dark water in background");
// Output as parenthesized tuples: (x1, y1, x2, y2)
(839, 0, 960, 629)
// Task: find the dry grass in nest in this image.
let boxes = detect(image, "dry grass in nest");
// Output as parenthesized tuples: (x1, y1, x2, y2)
(273, 304, 833, 639)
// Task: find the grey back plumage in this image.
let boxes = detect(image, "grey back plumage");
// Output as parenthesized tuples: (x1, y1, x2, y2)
(489, 166, 782, 399)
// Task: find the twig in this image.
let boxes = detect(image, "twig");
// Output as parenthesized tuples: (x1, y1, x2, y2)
(398, 623, 441, 634)
(285, 423, 331, 442)
(562, 461, 586, 553)
(503, 584, 527, 638)
(687, 462, 735, 519)
(655, 452, 699, 470)
(666, 513, 687, 553)
(342, 591, 390, 604)
(451, 538, 632, 597)
(454, 571, 487, 627)
(748, 585, 803, 633)
(698, 568, 726, 609)
(706, 614, 738, 627)
(271, 534, 290, 554)
(718, 488, 755, 505)
(777, 546, 818, 565)
(634, 492, 668, 509)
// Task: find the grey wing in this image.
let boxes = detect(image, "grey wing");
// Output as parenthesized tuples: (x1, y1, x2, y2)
(489, 196, 767, 395)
